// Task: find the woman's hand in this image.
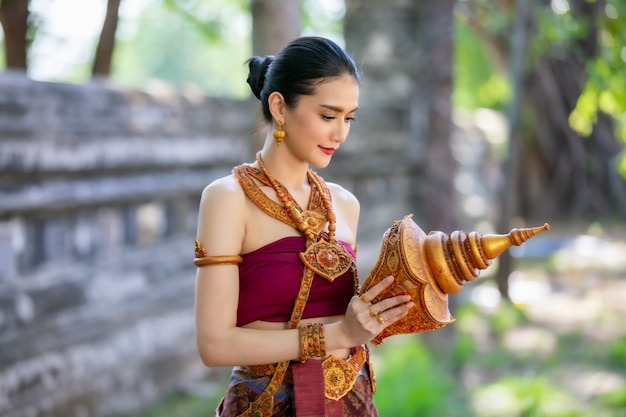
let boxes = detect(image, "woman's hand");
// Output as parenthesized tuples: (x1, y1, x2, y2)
(338, 275, 414, 347)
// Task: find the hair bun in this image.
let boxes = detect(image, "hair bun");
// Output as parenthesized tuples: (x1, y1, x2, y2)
(246, 55, 274, 100)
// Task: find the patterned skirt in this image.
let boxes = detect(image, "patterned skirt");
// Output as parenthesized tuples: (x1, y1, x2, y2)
(215, 362, 379, 417)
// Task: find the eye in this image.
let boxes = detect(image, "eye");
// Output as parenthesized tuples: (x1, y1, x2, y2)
(346, 116, 357, 123)
(322, 115, 336, 121)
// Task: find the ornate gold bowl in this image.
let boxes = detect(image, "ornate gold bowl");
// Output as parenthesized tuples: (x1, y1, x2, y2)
(360, 214, 550, 345)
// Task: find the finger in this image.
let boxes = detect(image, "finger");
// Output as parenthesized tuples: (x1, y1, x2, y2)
(377, 300, 414, 326)
(361, 275, 395, 303)
(373, 294, 412, 313)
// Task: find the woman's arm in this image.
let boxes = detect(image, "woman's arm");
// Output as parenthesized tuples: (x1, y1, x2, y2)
(194, 175, 303, 366)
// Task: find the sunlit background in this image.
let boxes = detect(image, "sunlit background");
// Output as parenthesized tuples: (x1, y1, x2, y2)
(1, 0, 626, 416)
(22, 0, 346, 97)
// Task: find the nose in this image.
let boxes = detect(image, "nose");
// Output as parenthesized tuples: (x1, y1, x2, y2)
(332, 120, 349, 143)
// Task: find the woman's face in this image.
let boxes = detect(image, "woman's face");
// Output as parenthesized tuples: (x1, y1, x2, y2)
(284, 75, 359, 169)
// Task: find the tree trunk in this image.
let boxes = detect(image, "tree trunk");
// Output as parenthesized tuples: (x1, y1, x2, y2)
(92, 0, 121, 77)
(410, 0, 457, 351)
(412, 1, 456, 233)
(250, 0, 301, 56)
(249, 0, 301, 155)
(463, 0, 626, 298)
(494, 0, 532, 299)
(0, 0, 29, 70)
(519, 0, 626, 222)
(345, 0, 456, 232)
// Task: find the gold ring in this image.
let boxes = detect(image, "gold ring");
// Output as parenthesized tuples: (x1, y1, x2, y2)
(377, 315, 385, 324)
(369, 306, 379, 317)
(360, 294, 370, 303)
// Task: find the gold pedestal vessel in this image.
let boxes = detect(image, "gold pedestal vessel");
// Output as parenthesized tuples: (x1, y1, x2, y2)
(360, 214, 550, 346)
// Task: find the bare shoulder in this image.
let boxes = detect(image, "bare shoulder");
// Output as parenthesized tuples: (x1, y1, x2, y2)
(196, 174, 246, 255)
(325, 181, 360, 236)
(200, 174, 245, 205)
(326, 181, 360, 210)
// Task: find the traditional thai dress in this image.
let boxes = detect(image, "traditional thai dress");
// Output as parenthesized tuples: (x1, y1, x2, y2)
(200, 162, 378, 417)
(215, 237, 378, 417)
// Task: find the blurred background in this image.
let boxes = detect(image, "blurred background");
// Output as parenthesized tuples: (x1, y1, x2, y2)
(0, 0, 625, 416)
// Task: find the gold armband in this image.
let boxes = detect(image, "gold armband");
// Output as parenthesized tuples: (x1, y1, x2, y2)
(194, 256, 243, 267)
(194, 239, 243, 267)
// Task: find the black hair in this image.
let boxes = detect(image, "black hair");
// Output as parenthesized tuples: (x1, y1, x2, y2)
(246, 36, 360, 122)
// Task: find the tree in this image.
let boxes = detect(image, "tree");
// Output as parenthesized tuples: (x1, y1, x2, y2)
(496, 0, 532, 300)
(0, 0, 121, 77)
(251, 0, 301, 55)
(458, 0, 626, 298)
(460, 0, 626, 222)
(345, 0, 456, 232)
(249, 0, 302, 153)
(92, 0, 121, 77)
(519, 0, 626, 221)
(0, 0, 29, 70)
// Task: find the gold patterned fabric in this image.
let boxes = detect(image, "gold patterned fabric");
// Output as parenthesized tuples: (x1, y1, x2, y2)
(217, 360, 378, 417)
(248, 345, 369, 400)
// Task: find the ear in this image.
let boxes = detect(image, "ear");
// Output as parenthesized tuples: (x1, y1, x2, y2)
(268, 91, 286, 123)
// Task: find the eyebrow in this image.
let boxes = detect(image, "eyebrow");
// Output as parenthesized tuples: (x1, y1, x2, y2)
(319, 104, 359, 113)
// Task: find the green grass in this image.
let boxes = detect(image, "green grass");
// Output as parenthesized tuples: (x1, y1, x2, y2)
(373, 336, 471, 417)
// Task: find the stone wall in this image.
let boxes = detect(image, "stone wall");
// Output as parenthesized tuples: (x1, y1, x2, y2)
(0, 72, 254, 417)
(0, 5, 492, 411)
(0, 69, 462, 416)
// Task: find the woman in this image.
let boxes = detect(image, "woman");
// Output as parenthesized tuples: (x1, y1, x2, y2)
(194, 36, 414, 417)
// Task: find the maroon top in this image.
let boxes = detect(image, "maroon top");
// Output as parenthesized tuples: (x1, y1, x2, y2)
(236, 236, 356, 327)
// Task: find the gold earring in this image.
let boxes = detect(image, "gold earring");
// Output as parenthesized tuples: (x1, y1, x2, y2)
(273, 120, 286, 145)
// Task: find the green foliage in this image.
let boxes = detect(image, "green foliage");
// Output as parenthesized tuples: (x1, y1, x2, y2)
(110, 0, 346, 97)
(161, 0, 249, 41)
(112, 0, 251, 97)
(490, 299, 529, 336)
(564, 0, 626, 175)
(598, 386, 626, 410)
(473, 378, 626, 417)
(453, 329, 477, 367)
(453, 15, 510, 111)
(529, 4, 589, 62)
(373, 336, 470, 417)
(137, 392, 215, 417)
(116, 391, 221, 417)
(607, 336, 626, 369)
(301, 0, 345, 40)
(529, 0, 626, 150)
(456, 0, 626, 179)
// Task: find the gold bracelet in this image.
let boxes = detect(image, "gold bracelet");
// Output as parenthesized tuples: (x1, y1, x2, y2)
(299, 323, 326, 361)
(299, 325, 309, 363)
(313, 323, 326, 358)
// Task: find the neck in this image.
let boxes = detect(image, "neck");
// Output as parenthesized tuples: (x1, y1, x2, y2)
(258, 149, 309, 190)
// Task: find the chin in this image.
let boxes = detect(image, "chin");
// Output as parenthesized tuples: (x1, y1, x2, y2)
(311, 157, 332, 170)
